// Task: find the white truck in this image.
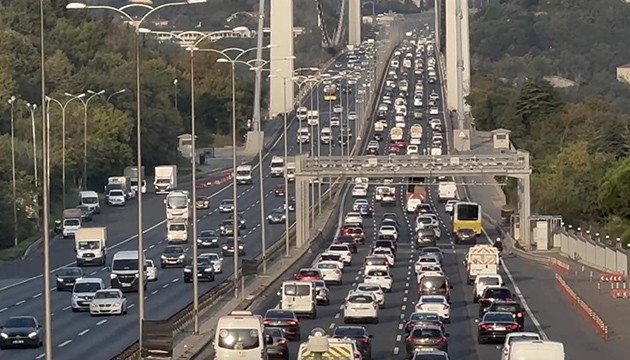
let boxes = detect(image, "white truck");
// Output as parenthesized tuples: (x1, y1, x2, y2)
(106, 176, 133, 199)
(165, 190, 190, 221)
(438, 181, 457, 202)
(410, 124, 423, 140)
(390, 127, 403, 141)
(123, 166, 146, 194)
(465, 245, 500, 285)
(507, 340, 565, 360)
(235, 165, 253, 185)
(167, 220, 188, 243)
(286, 162, 296, 182)
(306, 110, 319, 126)
(74, 227, 107, 266)
(270, 156, 285, 177)
(62, 208, 82, 238)
(154, 165, 177, 194)
(79, 190, 100, 214)
(431, 147, 442, 156)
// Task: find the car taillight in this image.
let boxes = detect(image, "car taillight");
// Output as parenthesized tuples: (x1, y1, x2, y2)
(516, 312, 523, 318)
(480, 299, 490, 305)
(354, 353, 361, 359)
(437, 337, 447, 343)
(277, 339, 287, 345)
(287, 320, 298, 325)
(443, 304, 450, 309)
(479, 324, 493, 331)
(407, 337, 419, 343)
(405, 322, 413, 330)
(360, 338, 370, 344)
(263, 320, 272, 325)
(506, 297, 513, 301)
(503, 348, 509, 356)
(506, 324, 519, 331)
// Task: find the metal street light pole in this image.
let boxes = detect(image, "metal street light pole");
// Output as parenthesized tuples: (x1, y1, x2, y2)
(66, 2, 206, 356)
(26, 103, 38, 187)
(48, 94, 85, 210)
(8, 96, 17, 246)
(282, 78, 290, 257)
(188, 48, 200, 333)
(106, 88, 127, 102)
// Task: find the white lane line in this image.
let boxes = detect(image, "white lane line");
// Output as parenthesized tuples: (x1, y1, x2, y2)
(96, 320, 107, 326)
(334, 313, 340, 319)
(163, 283, 169, 288)
(58, 340, 72, 348)
(15, 300, 25, 306)
(62, 306, 71, 311)
(129, 303, 135, 309)
(33, 293, 42, 299)
(396, 334, 401, 342)
(0, 307, 7, 313)
(151, 290, 159, 295)
(36, 353, 45, 359)
(393, 347, 400, 355)
(78, 329, 90, 336)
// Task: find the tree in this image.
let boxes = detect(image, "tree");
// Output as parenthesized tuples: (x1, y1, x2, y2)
(598, 159, 630, 220)
(513, 79, 562, 132)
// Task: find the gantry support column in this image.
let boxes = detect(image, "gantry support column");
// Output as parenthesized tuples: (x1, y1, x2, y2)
(348, 0, 361, 46)
(518, 175, 532, 249)
(295, 177, 310, 248)
(269, 0, 294, 116)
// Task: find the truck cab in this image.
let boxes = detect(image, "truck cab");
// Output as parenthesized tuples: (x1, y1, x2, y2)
(270, 156, 285, 177)
(74, 227, 107, 266)
(79, 191, 100, 214)
(62, 208, 83, 238)
(285, 163, 296, 182)
(106, 189, 126, 206)
(165, 190, 190, 221)
(109, 250, 146, 292)
(154, 165, 178, 194)
(167, 220, 188, 243)
(236, 165, 253, 185)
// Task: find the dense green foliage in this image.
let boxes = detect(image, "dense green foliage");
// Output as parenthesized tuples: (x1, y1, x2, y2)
(0, 0, 339, 252)
(467, 0, 630, 245)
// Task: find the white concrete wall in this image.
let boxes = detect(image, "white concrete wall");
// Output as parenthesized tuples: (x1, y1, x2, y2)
(348, 0, 361, 46)
(462, 0, 471, 97)
(269, 0, 295, 117)
(445, 0, 457, 111)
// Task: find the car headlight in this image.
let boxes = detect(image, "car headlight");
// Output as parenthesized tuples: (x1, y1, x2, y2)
(26, 331, 37, 339)
(222, 245, 228, 249)
(184, 268, 191, 272)
(134, 273, 139, 278)
(72, 293, 79, 299)
(238, 245, 244, 249)
(161, 255, 167, 259)
(179, 254, 185, 259)
(110, 273, 118, 279)
(204, 268, 212, 272)
(0, 333, 8, 339)
(220, 226, 225, 230)
(56, 277, 63, 282)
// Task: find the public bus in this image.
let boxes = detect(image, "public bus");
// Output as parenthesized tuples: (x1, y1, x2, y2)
(323, 84, 338, 101)
(453, 201, 482, 235)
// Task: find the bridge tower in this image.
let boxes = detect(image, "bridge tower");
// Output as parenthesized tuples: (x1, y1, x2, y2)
(445, 0, 470, 112)
(269, 0, 295, 117)
(348, 0, 361, 46)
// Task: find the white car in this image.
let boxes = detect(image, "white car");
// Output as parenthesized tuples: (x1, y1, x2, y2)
(327, 244, 353, 265)
(333, 105, 343, 113)
(415, 295, 450, 323)
(352, 184, 368, 197)
(330, 117, 341, 127)
(352, 199, 369, 211)
(429, 92, 439, 100)
(316, 252, 344, 270)
(445, 199, 458, 213)
(364, 269, 392, 292)
(415, 256, 441, 274)
(344, 212, 363, 225)
(429, 118, 442, 130)
(378, 225, 398, 240)
(89, 289, 128, 316)
(429, 107, 439, 115)
(218, 199, 234, 213)
(395, 120, 406, 128)
(348, 112, 357, 120)
(200, 253, 223, 274)
(499, 332, 542, 360)
(343, 293, 379, 324)
(316, 261, 343, 284)
(409, 137, 421, 145)
(407, 145, 419, 155)
(375, 119, 388, 128)
(355, 283, 385, 308)
(417, 270, 446, 285)
(473, 274, 504, 303)
(145, 260, 157, 281)
(371, 247, 395, 267)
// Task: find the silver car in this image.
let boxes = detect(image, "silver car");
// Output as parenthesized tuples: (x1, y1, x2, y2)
(218, 199, 234, 213)
(145, 259, 157, 281)
(200, 253, 223, 273)
(89, 289, 128, 315)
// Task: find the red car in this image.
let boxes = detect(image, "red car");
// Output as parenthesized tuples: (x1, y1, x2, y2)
(340, 226, 366, 244)
(295, 268, 323, 282)
(274, 185, 286, 197)
(393, 139, 406, 148)
(388, 145, 400, 154)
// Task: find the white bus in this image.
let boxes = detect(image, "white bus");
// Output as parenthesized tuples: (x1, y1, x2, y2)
(214, 311, 267, 360)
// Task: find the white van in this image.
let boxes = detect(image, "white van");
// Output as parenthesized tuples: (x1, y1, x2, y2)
(235, 165, 253, 185)
(507, 340, 564, 360)
(270, 156, 284, 177)
(296, 106, 308, 120)
(306, 110, 319, 126)
(71, 278, 105, 311)
(279, 281, 317, 318)
(297, 127, 311, 144)
(79, 190, 100, 214)
(214, 311, 267, 360)
(320, 127, 332, 144)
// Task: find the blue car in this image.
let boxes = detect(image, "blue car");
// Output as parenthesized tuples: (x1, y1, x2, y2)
(359, 205, 373, 218)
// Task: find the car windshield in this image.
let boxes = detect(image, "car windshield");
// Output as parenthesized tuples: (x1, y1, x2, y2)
(373, 249, 390, 255)
(329, 245, 348, 252)
(367, 270, 388, 277)
(321, 254, 340, 261)
(221, 200, 233, 205)
(508, 335, 540, 344)
(217, 328, 260, 350)
(410, 312, 440, 322)
(318, 263, 338, 269)
(74, 282, 101, 293)
(349, 295, 372, 304)
(59, 268, 82, 277)
(164, 247, 183, 254)
(492, 303, 520, 313)
(484, 313, 515, 322)
(197, 259, 210, 267)
(95, 291, 120, 299)
(64, 219, 80, 226)
(169, 224, 186, 231)
(410, 328, 442, 338)
(299, 270, 319, 277)
(145, 260, 154, 267)
(358, 285, 380, 292)
(421, 297, 444, 304)
(265, 310, 294, 319)
(333, 327, 366, 337)
(422, 248, 441, 255)
(264, 327, 284, 338)
(485, 289, 511, 298)
(479, 277, 500, 286)
(5, 317, 36, 328)
(412, 354, 448, 360)
(200, 231, 216, 237)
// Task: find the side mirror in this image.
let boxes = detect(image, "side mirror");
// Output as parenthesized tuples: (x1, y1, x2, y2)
(368, 334, 373, 338)
(143, 266, 147, 271)
(73, 248, 77, 253)
(163, 199, 167, 204)
(220, 258, 223, 261)
(462, 261, 466, 266)
(106, 266, 111, 272)
(37, 324, 42, 328)
(450, 285, 453, 289)
(444, 333, 450, 337)
(501, 282, 506, 286)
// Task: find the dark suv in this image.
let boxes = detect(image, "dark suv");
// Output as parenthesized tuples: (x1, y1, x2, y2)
(478, 287, 513, 317)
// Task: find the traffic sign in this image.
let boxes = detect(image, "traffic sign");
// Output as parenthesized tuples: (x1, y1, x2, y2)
(600, 273, 625, 283)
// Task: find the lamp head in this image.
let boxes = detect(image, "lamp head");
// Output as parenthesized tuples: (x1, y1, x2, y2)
(186, 0, 207, 3)
(66, 3, 87, 9)
(138, 28, 152, 34)
(216, 58, 229, 63)
(8, 96, 16, 104)
(173, 79, 178, 85)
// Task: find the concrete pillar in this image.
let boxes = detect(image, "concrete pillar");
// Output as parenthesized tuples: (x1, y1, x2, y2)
(434, 0, 441, 51)
(269, 0, 294, 117)
(445, 0, 458, 111)
(461, 0, 471, 97)
(348, 0, 361, 46)
(518, 175, 532, 248)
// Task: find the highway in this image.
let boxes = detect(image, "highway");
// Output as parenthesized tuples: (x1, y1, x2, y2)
(0, 51, 372, 360)
(248, 31, 556, 360)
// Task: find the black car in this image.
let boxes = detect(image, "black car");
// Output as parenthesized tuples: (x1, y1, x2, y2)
(476, 311, 520, 344)
(454, 228, 477, 244)
(373, 132, 383, 141)
(404, 312, 445, 336)
(416, 204, 432, 214)
(333, 236, 357, 253)
(219, 219, 239, 236)
(283, 197, 296, 212)
(221, 238, 245, 256)
(0, 316, 42, 349)
(416, 228, 437, 249)
(195, 196, 209, 209)
(264, 327, 289, 360)
(263, 309, 301, 341)
(267, 208, 286, 224)
(197, 230, 219, 248)
(337, 134, 349, 145)
(55, 267, 84, 291)
(478, 287, 513, 317)
(160, 245, 187, 268)
(332, 326, 373, 360)
(405, 324, 449, 355)
(76, 205, 93, 222)
(488, 301, 525, 328)
(227, 212, 247, 229)
(183, 257, 215, 283)
(372, 239, 397, 254)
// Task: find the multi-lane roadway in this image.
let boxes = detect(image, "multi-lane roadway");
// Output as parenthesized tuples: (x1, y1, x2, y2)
(0, 51, 375, 360)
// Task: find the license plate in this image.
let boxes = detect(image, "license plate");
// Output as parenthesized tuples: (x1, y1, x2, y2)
(494, 326, 505, 331)
(122, 283, 131, 287)
(13, 340, 24, 344)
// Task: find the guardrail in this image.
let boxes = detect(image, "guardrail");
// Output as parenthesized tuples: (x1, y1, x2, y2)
(555, 273, 608, 340)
